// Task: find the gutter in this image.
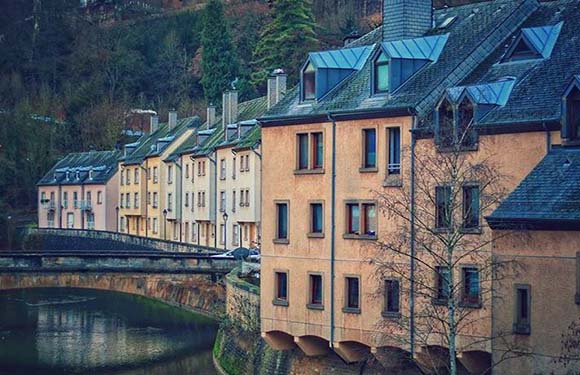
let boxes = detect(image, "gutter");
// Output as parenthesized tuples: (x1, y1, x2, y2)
(259, 107, 414, 127)
(327, 112, 337, 351)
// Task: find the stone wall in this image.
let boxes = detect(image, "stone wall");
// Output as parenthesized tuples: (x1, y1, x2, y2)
(0, 272, 225, 319)
(24, 228, 220, 253)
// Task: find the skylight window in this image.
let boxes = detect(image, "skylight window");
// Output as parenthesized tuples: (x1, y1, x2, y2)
(374, 52, 389, 94)
(438, 16, 457, 30)
(303, 62, 316, 101)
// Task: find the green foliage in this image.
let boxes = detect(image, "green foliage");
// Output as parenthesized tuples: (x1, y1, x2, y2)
(200, 0, 240, 106)
(251, 0, 318, 88)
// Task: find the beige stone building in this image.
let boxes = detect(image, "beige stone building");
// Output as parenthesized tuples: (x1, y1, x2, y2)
(259, 0, 580, 373)
(37, 150, 120, 231)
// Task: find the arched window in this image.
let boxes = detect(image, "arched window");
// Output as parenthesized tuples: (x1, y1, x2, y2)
(458, 98, 475, 147)
(302, 62, 316, 101)
(438, 99, 454, 147)
(374, 52, 389, 94)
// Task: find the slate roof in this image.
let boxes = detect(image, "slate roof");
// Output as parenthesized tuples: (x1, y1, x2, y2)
(380, 34, 449, 62)
(166, 96, 267, 161)
(38, 150, 121, 186)
(446, 78, 516, 106)
(262, 0, 539, 121)
(120, 115, 200, 165)
(487, 147, 580, 229)
(308, 45, 374, 70)
(454, 0, 580, 128)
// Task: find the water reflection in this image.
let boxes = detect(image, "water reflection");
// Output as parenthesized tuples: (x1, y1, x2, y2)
(0, 288, 218, 375)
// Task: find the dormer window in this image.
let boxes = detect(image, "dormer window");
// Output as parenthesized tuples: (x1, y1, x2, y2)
(458, 98, 475, 147)
(436, 97, 477, 150)
(562, 77, 580, 143)
(501, 22, 563, 63)
(303, 62, 316, 101)
(374, 52, 389, 94)
(438, 99, 454, 148)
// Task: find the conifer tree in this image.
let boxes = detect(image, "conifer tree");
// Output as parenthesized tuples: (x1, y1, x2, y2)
(200, 0, 239, 106)
(251, 0, 318, 89)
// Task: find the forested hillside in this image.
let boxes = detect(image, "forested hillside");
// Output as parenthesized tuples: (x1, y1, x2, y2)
(0, 0, 486, 247)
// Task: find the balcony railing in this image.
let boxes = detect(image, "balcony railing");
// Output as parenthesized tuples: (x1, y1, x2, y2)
(80, 200, 92, 211)
(41, 200, 56, 210)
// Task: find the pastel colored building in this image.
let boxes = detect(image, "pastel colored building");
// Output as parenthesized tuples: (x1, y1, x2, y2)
(117, 111, 201, 239)
(259, 0, 580, 374)
(37, 150, 120, 231)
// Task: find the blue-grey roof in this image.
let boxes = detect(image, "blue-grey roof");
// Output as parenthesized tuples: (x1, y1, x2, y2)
(487, 147, 580, 228)
(308, 45, 374, 70)
(447, 77, 516, 106)
(380, 34, 449, 62)
(521, 21, 563, 59)
(38, 150, 121, 186)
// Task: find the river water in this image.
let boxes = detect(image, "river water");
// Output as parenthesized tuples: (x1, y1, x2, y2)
(0, 288, 219, 375)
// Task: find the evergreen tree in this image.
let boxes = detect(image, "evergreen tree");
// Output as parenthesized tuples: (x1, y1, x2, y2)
(200, 0, 240, 106)
(251, 0, 318, 89)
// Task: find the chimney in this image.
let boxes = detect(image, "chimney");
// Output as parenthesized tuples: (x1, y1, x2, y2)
(267, 69, 287, 110)
(222, 91, 238, 127)
(207, 104, 216, 128)
(168, 110, 177, 131)
(150, 115, 159, 133)
(383, 0, 433, 42)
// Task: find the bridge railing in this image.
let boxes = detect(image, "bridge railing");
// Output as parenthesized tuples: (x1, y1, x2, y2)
(25, 227, 222, 254)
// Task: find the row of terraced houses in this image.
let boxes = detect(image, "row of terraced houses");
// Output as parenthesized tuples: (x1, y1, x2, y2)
(38, 0, 580, 373)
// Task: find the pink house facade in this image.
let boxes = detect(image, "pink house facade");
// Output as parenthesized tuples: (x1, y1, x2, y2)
(37, 150, 120, 232)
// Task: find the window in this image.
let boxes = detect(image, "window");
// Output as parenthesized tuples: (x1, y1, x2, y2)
(168, 193, 173, 211)
(384, 279, 400, 316)
(121, 171, 124, 185)
(308, 274, 323, 308)
(463, 185, 480, 229)
(564, 86, 580, 142)
(274, 271, 289, 305)
(232, 157, 237, 179)
(233, 224, 239, 245)
(345, 201, 376, 238)
(346, 203, 360, 235)
(232, 191, 236, 212)
(147, 192, 151, 206)
(297, 134, 309, 170)
(41, 192, 46, 202)
(362, 129, 377, 169)
(47, 212, 55, 228)
(153, 192, 158, 208)
(310, 202, 323, 236)
(245, 155, 250, 172)
(87, 213, 95, 230)
(513, 284, 531, 335)
(461, 267, 480, 307)
(153, 167, 158, 183)
(438, 99, 454, 148)
(63, 192, 68, 209)
(374, 52, 389, 93)
(147, 168, 151, 180)
(125, 193, 130, 208)
(191, 222, 197, 242)
(244, 189, 250, 207)
(275, 202, 288, 243)
(168, 165, 173, 184)
(303, 62, 316, 101)
(134, 168, 139, 185)
(185, 163, 190, 179)
(388, 127, 401, 175)
(220, 191, 226, 212)
(126, 169, 131, 185)
(220, 159, 226, 180)
(153, 218, 158, 234)
(436, 186, 452, 229)
(312, 132, 323, 169)
(134, 193, 139, 209)
(73, 192, 78, 208)
(458, 98, 475, 147)
(244, 225, 249, 241)
(120, 194, 124, 209)
(220, 224, 225, 245)
(97, 191, 102, 204)
(344, 276, 360, 312)
(50, 192, 55, 204)
(435, 266, 451, 302)
(120, 217, 126, 232)
(185, 193, 189, 207)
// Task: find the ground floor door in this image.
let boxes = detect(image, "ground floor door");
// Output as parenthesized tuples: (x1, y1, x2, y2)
(67, 213, 74, 228)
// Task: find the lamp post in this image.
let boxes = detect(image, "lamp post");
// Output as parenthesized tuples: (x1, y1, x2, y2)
(163, 208, 168, 240)
(222, 211, 228, 251)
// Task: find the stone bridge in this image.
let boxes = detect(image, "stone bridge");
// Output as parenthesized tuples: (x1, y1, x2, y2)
(0, 250, 241, 319)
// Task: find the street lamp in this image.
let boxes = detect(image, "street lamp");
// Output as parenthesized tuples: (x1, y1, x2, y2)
(222, 211, 229, 251)
(163, 208, 168, 240)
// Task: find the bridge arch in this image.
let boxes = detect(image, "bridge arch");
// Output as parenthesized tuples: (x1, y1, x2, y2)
(0, 272, 225, 319)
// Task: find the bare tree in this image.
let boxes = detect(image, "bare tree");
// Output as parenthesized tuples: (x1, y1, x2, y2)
(369, 123, 522, 375)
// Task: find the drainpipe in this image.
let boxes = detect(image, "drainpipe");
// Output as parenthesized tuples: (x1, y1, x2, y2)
(326, 112, 337, 351)
(58, 184, 62, 229)
(542, 121, 551, 153)
(251, 141, 262, 249)
(81, 183, 85, 229)
(409, 112, 418, 358)
(208, 149, 218, 248)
